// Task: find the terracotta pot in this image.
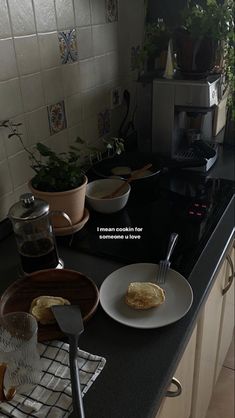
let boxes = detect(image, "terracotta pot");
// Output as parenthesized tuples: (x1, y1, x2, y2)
(174, 29, 219, 78)
(29, 175, 88, 228)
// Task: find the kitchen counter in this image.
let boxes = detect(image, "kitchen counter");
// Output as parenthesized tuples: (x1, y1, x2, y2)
(0, 144, 234, 418)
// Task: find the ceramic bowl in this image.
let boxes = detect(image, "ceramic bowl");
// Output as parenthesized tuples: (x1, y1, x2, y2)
(86, 179, 131, 214)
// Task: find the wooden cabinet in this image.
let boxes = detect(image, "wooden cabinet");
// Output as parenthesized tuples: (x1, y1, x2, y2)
(156, 241, 234, 418)
(191, 241, 234, 418)
(214, 243, 235, 383)
(156, 326, 197, 418)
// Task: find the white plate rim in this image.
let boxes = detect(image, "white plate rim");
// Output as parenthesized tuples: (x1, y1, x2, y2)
(99, 263, 193, 329)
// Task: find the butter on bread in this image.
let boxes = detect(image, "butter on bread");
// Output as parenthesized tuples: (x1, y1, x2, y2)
(30, 295, 70, 325)
(125, 282, 165, 310)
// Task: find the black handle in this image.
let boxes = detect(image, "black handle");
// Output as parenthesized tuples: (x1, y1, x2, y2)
(69, 336, 85, 418)
(171, 158, 207, 169)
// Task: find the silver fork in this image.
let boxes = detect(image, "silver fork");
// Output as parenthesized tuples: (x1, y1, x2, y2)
(156, 233, 179, 285)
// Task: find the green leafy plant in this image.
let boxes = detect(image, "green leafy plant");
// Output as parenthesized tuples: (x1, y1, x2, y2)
(1, 121, 126, 192)
(182, 0, 234, 41)
(102, 137, 125, 156)
(0, 120, 86, 192)
(138, 19, 171, 71)
(181, 0, 234, 116)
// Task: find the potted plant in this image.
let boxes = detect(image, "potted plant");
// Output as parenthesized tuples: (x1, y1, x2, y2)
(139, 19, 171, 73)
(0, 120, 88, 229)
(173, 0, 234, 79)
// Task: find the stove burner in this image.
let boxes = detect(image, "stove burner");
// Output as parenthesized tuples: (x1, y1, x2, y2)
(70, 176, 234, 278)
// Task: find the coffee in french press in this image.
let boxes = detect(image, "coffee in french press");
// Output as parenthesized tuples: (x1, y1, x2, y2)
(8, 193, 62, 274)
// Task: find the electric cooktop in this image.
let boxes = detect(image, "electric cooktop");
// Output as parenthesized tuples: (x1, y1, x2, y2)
(71, 173, 234, 278)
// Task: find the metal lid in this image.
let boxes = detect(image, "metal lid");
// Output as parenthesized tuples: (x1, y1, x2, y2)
(8, 193, 50, 221)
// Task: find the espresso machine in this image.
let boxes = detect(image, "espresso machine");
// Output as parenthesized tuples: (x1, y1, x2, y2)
(137, 75, 222, 171)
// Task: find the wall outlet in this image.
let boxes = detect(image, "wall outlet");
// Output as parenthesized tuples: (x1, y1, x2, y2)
(110, 86, 123, 109)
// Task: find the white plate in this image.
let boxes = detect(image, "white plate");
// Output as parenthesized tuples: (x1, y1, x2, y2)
(99, 263, 193, 329)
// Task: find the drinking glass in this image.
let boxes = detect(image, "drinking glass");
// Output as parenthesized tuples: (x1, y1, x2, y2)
(0, 312, 41, 399)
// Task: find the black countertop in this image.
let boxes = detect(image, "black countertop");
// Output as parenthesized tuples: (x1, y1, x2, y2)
(0, 144, 234, 418)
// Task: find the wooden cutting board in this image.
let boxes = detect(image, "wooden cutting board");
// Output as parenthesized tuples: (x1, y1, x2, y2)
(0, 268, 99, 342)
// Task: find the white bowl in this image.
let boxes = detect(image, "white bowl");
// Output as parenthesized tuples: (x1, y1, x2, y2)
(86, 179, 131, 214)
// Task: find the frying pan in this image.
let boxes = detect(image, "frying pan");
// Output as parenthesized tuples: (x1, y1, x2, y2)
(88, 151, 206, 185)
(89, 152, 164, 182)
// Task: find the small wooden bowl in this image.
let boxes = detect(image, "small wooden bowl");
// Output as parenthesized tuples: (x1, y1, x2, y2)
(0, 269, 99, 342)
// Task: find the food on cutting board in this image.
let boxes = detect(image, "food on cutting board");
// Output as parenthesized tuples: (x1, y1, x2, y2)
(125, 282, 165, 310)
(111, 166, 132, 176)
(30, 295, 71, 325)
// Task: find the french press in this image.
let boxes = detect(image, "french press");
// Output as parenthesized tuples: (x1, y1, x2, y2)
(8, 193, 63, 274)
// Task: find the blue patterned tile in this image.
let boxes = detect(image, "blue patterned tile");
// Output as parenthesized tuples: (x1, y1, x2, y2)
(47, 100, 67, 135)
(58, 29, 78, 64)
(105, 0, 118, 23)
(98, 109, 111, 137)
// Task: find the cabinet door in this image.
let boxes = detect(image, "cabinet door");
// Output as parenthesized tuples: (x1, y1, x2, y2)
(214, 243, 235, 383)
(156, 326, 197, 418)
(191, 260, 226, 418)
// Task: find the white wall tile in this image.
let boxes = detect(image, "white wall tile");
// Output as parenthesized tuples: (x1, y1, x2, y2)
(90, 0, 105, 25)
(0, 79, 23, 119)
(0, 160, 13, 195)
(118, 46, 131, 77)
(42, 67, 64, 104)
(14, 35, 40, 76)
(66, 93, 82, 127)
(92, 25, 106, 56)
(33, 0, 57, 32)
(26, 107, 50, 144)
(77, 26, 93, 60)
(82, 87, 109, 119)
(20, 73, 45, 112)
(84, 114, 99, 144)
(8, 150, 34, 188)
(38, 32, 61, 70)
(0, 0, 12, 38)
(0, 0, 145, 220)
(79, 59, 96, 91)
(55, 0, 75, 30)
(43, 130, 69, 154)
(62, 63, 80, 97)
(67, 123, 85, 147)
(94, 54, 109, 86)
(105, 22, 118, 51)
(74, 0, 91, 26)
(14, 182, 31, 199)
(8, 0, 36, 36)
(92, 23, 118, 56)
(106, 51, 119, 82)
(0, 38, 18, 81)
(82, 88, 98, 119)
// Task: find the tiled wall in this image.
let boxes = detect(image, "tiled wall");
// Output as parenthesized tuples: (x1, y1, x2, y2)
(0, 0, 145, 221)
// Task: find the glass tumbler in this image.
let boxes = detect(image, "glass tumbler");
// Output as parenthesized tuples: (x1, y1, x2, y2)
(0, 312, 41, 399)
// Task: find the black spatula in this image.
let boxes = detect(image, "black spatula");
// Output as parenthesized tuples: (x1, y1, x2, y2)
(51, 305, 85, 418)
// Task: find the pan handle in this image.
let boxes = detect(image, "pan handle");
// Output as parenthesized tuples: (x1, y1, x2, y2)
(69, 336, 85, 418)
(170, 158, 207, 169)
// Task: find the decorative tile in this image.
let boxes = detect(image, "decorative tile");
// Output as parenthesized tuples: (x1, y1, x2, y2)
(47, 100, 67, 135)
(105, 0, 118, 23)
(58, 29, 78, 64)
(98, 109, 110, 137)
(131, 45, 140, 71)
